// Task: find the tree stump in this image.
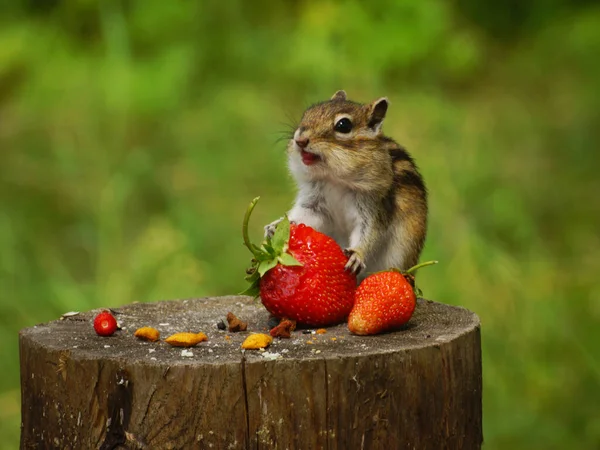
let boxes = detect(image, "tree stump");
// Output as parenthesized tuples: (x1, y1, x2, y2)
(19, 296, 482, 449)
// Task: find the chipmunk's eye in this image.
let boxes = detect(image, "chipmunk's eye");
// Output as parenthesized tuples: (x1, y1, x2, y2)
(334, 117, 353, 134)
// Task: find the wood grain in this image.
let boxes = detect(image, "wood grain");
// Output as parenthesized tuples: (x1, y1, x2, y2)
(20, 296, 482, 449)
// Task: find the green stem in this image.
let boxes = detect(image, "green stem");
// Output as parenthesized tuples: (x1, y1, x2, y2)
(242, 197, 261, 258)
(404, 260, 438, 275)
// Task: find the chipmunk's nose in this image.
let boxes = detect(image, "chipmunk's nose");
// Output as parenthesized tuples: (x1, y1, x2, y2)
(295, 137, 309, 149)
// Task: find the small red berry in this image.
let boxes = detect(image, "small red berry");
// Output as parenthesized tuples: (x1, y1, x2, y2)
(93, 310, 118, 336)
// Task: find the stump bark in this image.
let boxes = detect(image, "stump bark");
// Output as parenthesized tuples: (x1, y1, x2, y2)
(20, 296, 482, 449)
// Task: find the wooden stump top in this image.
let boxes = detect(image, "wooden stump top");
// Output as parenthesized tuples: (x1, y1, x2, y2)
(20, 296, 482, 450)
(21, 296, 479, 364)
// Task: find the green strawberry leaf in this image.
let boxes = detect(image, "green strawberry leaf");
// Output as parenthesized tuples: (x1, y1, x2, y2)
(239, 280, 260, 297)
(278, 252, 302, 267)
(253, 251, 272, 262)
(245, 269, 260, 283)
(242, 197, 262, 259)
(258, 258, 278, 277)
(261, 242, 277, 257)
(240, 197, 303, 296)
(250, 243, 263, 255)
(271, 215, 290, 253)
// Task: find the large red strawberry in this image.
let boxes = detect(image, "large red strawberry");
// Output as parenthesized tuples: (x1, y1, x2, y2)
(348, 261, 437, 335)
(241, 197, 356, 326)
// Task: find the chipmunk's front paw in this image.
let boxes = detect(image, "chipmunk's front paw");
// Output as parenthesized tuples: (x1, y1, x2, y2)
(264, 218, 283, 238)
(344, 249, 366, 275)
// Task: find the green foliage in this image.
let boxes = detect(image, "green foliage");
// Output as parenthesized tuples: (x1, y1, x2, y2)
(1, 1, 599, 448)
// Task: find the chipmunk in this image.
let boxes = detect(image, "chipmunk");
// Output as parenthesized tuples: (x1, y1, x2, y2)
(266, 90, 428, 280)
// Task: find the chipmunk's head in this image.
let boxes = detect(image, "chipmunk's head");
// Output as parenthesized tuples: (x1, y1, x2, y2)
(287, 90, 391, 187)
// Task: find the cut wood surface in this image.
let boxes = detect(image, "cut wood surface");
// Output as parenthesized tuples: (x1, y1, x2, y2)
(20, 296, 482, 449)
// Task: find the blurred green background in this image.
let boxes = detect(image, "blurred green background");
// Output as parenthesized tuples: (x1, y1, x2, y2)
(1, 0, 599, 448)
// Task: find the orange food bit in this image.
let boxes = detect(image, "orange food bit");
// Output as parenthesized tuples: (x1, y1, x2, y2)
(134, 327, 160, 342)
(241, 333, 273, 349)
(316, 328, 327, 334)
(165, 332, 208, 347)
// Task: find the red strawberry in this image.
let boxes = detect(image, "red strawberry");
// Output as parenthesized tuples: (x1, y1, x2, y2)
(93, 310, 118, 336)
(241, 197, 356, 327)
(348, 261, 437, 335)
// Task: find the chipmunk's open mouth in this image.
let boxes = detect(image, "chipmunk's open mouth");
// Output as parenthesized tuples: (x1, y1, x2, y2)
(301, 149, 321, 166)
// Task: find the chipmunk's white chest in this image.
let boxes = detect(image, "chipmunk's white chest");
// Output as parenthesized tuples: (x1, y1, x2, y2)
(321, 184, 359, 246)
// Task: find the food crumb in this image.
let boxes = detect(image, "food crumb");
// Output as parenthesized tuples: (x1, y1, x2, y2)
(241, 333, 272, 349)
(270, 319, 297, 339)
(134, 326, 160, 342)
(165, 332, 208, 347)
(262, 351, 282, 360)
(316, 328, 327, 335)
(181, 349, 194, 357)
(226, 312, 248, 332)
(306, 340, 314, 345)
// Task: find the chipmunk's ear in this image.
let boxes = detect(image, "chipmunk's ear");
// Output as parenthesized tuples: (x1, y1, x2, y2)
(331, 90, 347, 101)
(367, 97, 388, 132)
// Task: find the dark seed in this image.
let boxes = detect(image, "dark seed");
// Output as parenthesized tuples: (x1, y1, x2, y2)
(217, 320, 226, 330)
